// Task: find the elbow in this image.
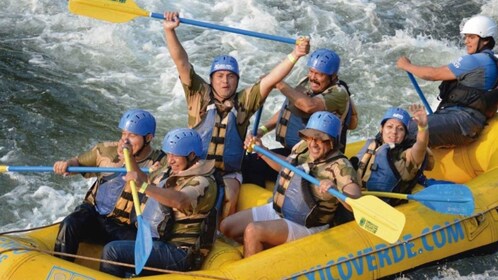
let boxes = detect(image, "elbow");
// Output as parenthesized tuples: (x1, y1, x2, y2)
(294, 101, 315, 114)
(173, 196, 191, 210)
(174, 60, 191, 72)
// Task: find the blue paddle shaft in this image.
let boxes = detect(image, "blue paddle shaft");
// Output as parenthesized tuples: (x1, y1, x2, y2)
(252, 107, 263, 136)
(407, 72, 434, 114)
(252, 145, 348, 201)
(150, 12, 296, 45)
(5, 166, 149, 173)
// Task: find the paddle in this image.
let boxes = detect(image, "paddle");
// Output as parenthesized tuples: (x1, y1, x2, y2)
(0, 165, 149, 173)
(363, 184, 474, 216)
(251, 144, 406, 243)
(406, 72, 434, 114)
(68, 0, 296, 44)
(122, 147, 152, 275)
(252, 107, 263, 136)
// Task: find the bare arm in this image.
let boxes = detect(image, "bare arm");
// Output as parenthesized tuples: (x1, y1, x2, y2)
(258, 37, 311, 101)
(256, 110, 280, 137)
(276, 82, 326, 113)
(163, 11, 192, 85)
(257, 148, 286, 172)
(406, 104, 429, 166)
(396, 56, 456, 81)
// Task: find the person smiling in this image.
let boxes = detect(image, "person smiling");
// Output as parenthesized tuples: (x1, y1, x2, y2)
(53, 109, 165, 262)
(397, 15, 498, 148)
(100, 128, 218, 277)
(162, 11, 310, 220)
(242, 49, 358, 188)
(351, 104, 434, 207)
(220, 111, 361, 257)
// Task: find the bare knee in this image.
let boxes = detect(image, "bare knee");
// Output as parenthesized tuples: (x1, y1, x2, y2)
(219, 216, 231, 237)
(243, 222, 263, 243)
(222, 178, 241, 218)
(220, 214, 241, 239)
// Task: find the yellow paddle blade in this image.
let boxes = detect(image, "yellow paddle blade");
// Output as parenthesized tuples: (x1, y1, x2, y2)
(347, 195, 406, 244)
(68, 0, 149, 23)
(0, 166, 7, 172)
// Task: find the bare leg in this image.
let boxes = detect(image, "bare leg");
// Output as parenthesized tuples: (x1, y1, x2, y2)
(243, 219, 288, 257)
(221, 177, 240, 220)
(219, 208, 254, 244)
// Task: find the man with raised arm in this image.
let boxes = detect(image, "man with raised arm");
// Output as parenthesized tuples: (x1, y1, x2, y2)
(162, 11, 310, 219)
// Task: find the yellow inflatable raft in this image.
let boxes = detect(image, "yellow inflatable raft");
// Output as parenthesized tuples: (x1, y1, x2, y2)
(1, 117, 498, 280)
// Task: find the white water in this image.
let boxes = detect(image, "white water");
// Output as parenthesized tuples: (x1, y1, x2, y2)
(0, 0, 497, 278)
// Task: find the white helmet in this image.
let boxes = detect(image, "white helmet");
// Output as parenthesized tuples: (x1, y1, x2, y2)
(461, 15, 497, 39)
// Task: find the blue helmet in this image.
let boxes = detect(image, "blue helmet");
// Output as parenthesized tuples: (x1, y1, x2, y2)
(299, 111, 341, 141)
(307, 49, 340, 75)
(118, 109, 156, 136)
(162, 128, 203, 157)
(381, 107, 411, 129)
(209, 55, 239, 77)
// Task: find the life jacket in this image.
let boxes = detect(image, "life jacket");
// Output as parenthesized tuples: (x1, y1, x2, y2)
(437, 50, 498, 119)
(195, 103, 244, 173)
(94, 173, 127, 216)
(336, 80, 358, 130)
(272, 143, 345, 227)
(354, 137, 431, 205)
(275, 98, 308, 148)
(142, 161, 219, 270)
(275, 78, 357, 149)
(84, 149, 165, 224)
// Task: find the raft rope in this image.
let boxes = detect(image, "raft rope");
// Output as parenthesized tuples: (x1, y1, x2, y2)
(0, 223, 229, 280)
(2, 207, 495, 279)
(0, 247, 229, 280)
(282, 208, 495, 279)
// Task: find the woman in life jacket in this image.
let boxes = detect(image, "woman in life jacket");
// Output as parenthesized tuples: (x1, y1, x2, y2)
(221, 111, 361, 258)
(100, 128, 218, 277)
(396, 15, 498, 148)
(352, 105, 434, 206)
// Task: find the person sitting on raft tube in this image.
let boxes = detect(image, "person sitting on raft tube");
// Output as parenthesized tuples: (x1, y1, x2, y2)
(220, 111, 361, 258)
(53, 109, 165, 262)
(397, 15, 498, 148)
(162, 11, 310, 220)
(242, 48, 359, 189)
(100, 128, 218, 277)
(352, 104, 435, 207)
